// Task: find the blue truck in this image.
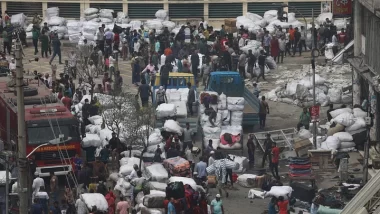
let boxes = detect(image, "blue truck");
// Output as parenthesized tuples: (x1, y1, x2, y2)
(205, 71, 260, 128)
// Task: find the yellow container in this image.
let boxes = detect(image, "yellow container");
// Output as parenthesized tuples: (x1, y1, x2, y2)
(154, 73, 195, 88)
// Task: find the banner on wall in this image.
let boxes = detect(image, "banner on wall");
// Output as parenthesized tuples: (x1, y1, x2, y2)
(333, 0, 353, 16)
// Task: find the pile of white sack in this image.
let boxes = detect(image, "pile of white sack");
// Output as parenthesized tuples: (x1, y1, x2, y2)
(67, 20, 83, 43)
(46, 7, 59, 19)
(317, 107, 368, 152)
(80, 193, 108, 212)
(84, 8, 100, 22)
(265, 64, 352, 106)
(199, 91, 243, 150)
(99, 9, 114, 24)
(144, 129, 167, 161)
(155, 88, 191, 118)
(236, 11, 305, 35)
(143, 10, 175, 36)
(48, 16, 68, 39)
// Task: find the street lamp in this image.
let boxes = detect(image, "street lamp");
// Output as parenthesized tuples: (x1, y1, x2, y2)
(26, 135, 72, 158)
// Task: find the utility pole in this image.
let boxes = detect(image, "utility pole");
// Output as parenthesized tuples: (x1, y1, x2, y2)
(15, 40, 28, 213)
(363, 92, 371, 183)
(311, 9, 317, 148)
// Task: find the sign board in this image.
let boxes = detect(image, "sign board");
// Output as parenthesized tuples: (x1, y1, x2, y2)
(333, 0, 353, 16)
(310, 105, 320, 121)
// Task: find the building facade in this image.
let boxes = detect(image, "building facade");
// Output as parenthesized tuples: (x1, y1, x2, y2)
(350, 0, 380, 142)
(0, 0, 331, 20)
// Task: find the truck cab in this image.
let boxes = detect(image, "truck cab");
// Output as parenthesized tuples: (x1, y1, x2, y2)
(0, 77, 81, 177)
(205, 71, 260, 128)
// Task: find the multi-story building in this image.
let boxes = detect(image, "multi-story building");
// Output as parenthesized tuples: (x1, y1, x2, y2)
(350, 0, 380, 142)
(0, 0, 331, 21)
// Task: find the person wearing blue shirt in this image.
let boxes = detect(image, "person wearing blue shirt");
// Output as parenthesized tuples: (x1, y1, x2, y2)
(167, 197, 176, 214)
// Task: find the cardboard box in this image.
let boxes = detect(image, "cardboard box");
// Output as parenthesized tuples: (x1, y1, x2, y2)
(225, 26, 238, 33)
(293, 138, 313, 157)
(224, 18, 236, 27)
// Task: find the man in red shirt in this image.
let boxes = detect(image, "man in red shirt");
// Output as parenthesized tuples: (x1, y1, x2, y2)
(338, 28, 346, 44)
(288, 25, 295, 48)
(271, 142, 280, 179)
(61, 92, 72, 110)
(220, 35, 228, 52)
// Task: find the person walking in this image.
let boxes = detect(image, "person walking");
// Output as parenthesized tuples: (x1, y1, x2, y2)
(277, 196, 289, 214)
(191, 50, 200, 84)
(285, 28, 292, 56)
(261, 133, 273, 168)
(270, 36, 279, 62)
(80, 39, 91, 65)
(263, 31, 271, 54)
(247, 50, 256, 80)
(183, 122, 195, 152)
(247, 134, 256, 169)
(256, 50, 267, 82)
(300, 26, 307, 51)
(160, 61, 172, 90)
(187, 82, 196, 116)
(50, 35, 62, 64)
(116, 197, 131, 214)
(270, 142, 280, 179)
(137, 79, 152, 107)
(259, 96, 269, 129)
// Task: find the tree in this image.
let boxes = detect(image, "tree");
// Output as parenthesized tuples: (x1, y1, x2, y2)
(101, 91, 133, 139)
(122, 102, 155, 169)
(101, 89, 155, 170)
(72, 46, 102, 100)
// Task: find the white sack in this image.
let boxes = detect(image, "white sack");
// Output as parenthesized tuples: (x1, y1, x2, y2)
(217, 93, 227, 110)
(202, 126, 221, 139)
(329, 108, 353, 118)
(84, 8, 99, 16)
(119, 157, 143, 176)
(149, 182, 167, 192)
(227, 97, 245, 105)
(85, 14, 99, 21)
(230, 111, 243, 126)
(26, 24, 34, 32)
(145, 163, 169, 183)
(228, 155, 248, 173)
(265, 186, 293, 199)
(340, 141, 356, 149)
(88, 115, 103, 125)
(162, 21, 175, 31)
(82, 134, 101, 148)
(130, 20, 142, 30)
(155, 10, 168, 20)
(147, 132, 163, 146)
(328, 88, 342, 104)
(245, 12, 263, 22)
(146, 19, 163, 30)
(81, 193, 108, 211)
(168, 177, 197, 190)
(316, 13, 333, 25)
(321, 136, 340, 150)
(109, 173, 120, 183)
(156, 104, 176, 118)
(345, 117, 366, 132)
(353, 108, 367, 118)
(46, 7, 59, 18)
(114, 178, 131, 192)
(99, 9, 114, 19)
(333, 112, 355, 127)
(219, 110, 230, 125)
(11, 13, 27, 26)
(48, 17, 66, 26)
(333, 132, 353, 142)
(238, 174, 257, 188)
(220, 125, 242, 136)
(298, 129, 312, 139)
(248, 189, 265, 199)
(163, 120, 183, 135)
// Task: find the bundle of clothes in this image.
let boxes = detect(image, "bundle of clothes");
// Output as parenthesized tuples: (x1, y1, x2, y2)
(288, 157, 312, 177)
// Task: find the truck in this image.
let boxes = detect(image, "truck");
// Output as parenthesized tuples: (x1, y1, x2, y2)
(0, 77, 81, 177)
(205, 71, 260, 128)
(153, 72, 199, 132)
(201, 71, 260, 155)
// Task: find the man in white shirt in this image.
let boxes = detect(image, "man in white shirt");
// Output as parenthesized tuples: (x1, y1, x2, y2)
(133, 39, 140, 54)
(185, 144, 195, 172)
(8, 58, 16, 74)
(238, 37, 245, 48)
(300, 26, 307, 52)
(32, 174, 45, 200)
(126, 164, 139, 181)
(109, 55, 116, 78)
